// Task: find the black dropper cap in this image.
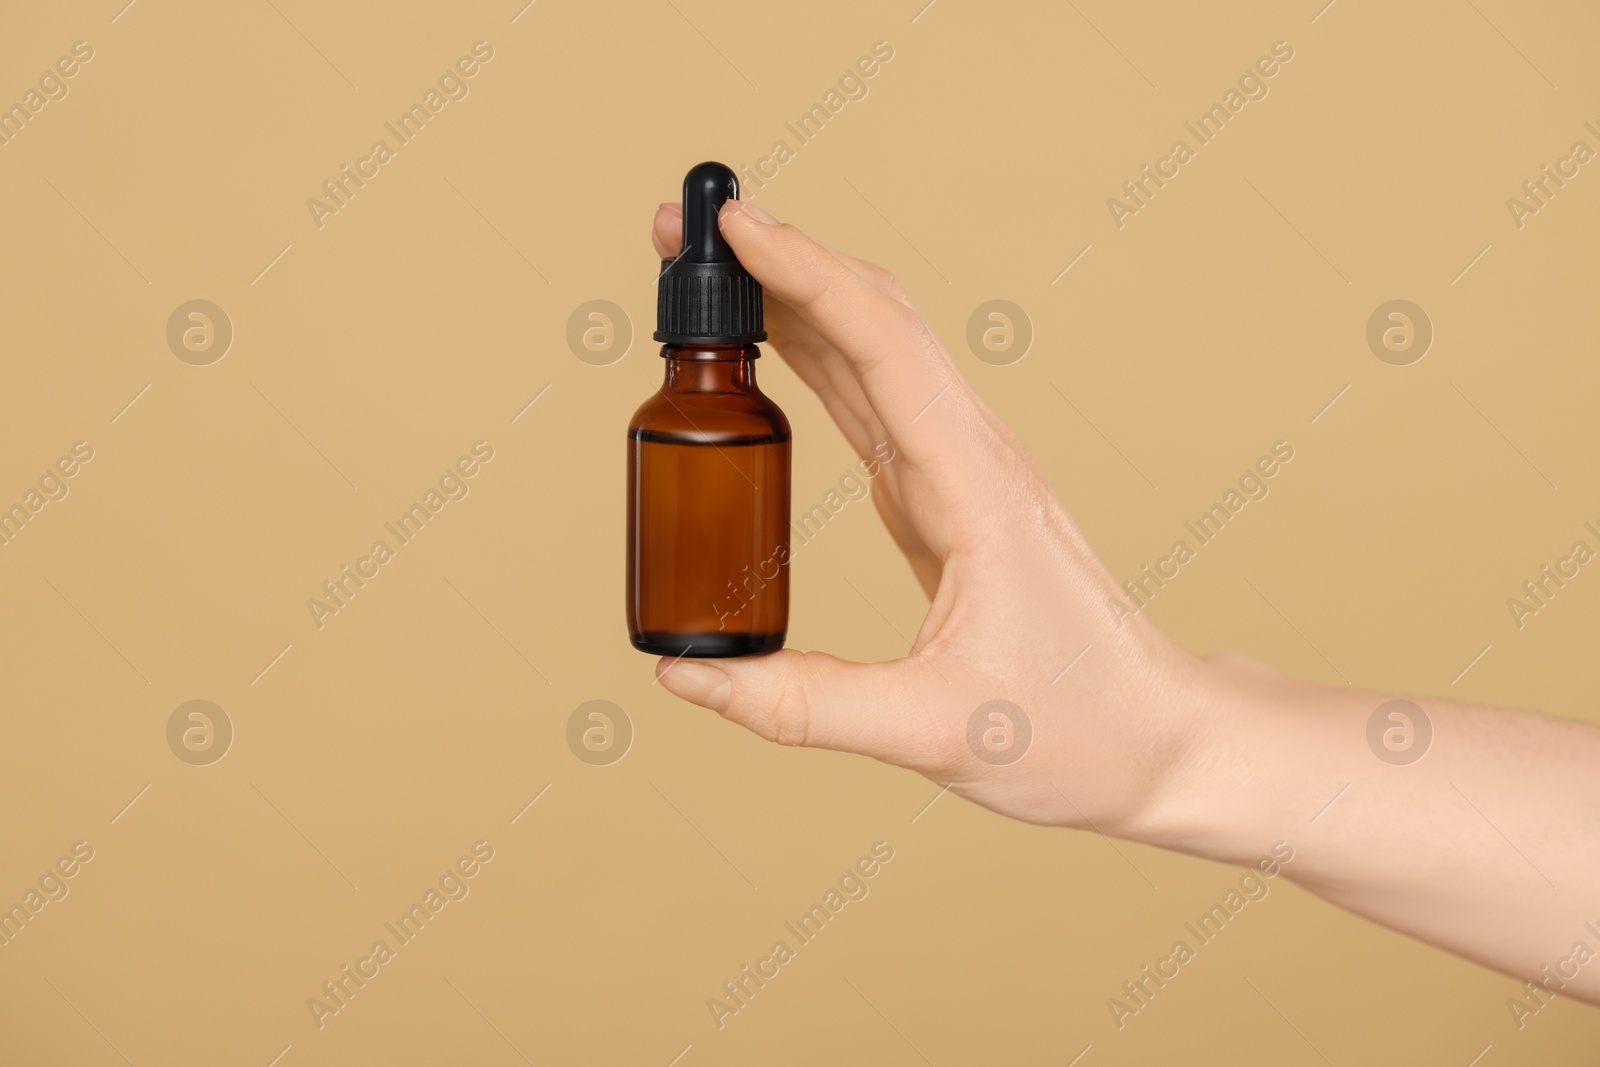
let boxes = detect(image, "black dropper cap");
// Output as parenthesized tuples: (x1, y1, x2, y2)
(655, 162, 767, 346)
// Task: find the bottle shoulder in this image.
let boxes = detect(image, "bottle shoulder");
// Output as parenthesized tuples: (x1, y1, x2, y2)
(629, 388, 790, 444)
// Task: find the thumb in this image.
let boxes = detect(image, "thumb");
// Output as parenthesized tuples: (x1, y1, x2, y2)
(656, 649, 939, 767)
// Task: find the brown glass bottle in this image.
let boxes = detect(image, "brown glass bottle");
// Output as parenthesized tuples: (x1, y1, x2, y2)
(627, 344, 790, 656)
(630, 162, 788, 656)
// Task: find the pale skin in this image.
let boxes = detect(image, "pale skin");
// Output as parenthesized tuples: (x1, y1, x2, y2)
(651, 199, 1600, 1006)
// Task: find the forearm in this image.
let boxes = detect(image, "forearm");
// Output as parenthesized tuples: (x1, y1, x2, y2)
(659, 196, 1600, 1006)
(1146, 658, 1600, 1003)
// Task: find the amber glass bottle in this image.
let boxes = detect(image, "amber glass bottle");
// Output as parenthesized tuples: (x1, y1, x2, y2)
(627, 163, 791, 657)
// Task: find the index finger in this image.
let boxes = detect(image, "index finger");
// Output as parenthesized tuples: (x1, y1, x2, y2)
(716, 200, 987, 483)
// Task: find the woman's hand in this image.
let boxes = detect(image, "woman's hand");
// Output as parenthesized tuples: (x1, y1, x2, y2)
(650, 199, 1600, 1006)
(651, 198, 1221, 842)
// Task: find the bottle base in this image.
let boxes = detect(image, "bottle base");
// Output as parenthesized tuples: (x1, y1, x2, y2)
(632, 631, 786, 658)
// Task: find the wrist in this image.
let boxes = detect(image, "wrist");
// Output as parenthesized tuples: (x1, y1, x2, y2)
(1124, 652, 1294, 865)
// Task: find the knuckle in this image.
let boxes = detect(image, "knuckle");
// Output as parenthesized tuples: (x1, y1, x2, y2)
(787, 238, 864, 312)
(767, 655, 815, 747)
(740, 652, 811, 748)
(869, 263, 907, 299)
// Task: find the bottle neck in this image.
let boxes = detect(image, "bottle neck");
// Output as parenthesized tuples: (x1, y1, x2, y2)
(660, 344, 761, 395)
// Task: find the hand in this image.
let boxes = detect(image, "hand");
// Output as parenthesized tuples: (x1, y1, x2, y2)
(649, 198, 1600, 1006)
(651, 198, 1221, 840)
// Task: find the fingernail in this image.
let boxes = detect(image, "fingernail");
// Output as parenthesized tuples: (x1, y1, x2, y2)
(659, 201, 683, 215)
(658, 660, 731, 711)
(721, 199, 779, 226)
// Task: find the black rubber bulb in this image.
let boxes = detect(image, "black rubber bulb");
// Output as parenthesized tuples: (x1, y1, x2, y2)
(680, 161, 739, 264)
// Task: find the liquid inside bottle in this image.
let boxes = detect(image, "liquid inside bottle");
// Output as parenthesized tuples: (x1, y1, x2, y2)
(627, 345, 790, 657)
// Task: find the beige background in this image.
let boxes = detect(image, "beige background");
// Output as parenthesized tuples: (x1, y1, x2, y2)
(1, 0, 1597, 1063)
